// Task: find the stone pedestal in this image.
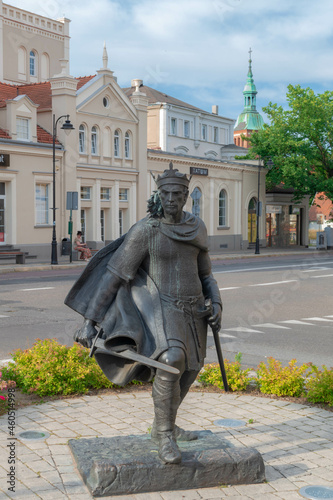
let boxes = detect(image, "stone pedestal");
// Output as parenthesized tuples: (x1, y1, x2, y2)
(68, 430, 265, 497)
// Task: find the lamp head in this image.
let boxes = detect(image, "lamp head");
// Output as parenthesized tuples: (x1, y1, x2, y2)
(61, 115, 74, 135)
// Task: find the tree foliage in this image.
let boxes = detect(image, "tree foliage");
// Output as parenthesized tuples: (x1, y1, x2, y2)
(248, 84, 333, 201)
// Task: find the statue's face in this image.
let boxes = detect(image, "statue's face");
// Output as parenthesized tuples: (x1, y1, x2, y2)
(159, 184, 188, 218)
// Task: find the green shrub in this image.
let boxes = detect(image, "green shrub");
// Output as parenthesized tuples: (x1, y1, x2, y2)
(2, 338, 119, 397)
(256, 357, 311, 397)
(198, 353, 252, 391)
(306, 365, 333, 406)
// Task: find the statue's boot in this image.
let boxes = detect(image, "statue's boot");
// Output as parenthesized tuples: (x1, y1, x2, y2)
(151, 369, 200, 442)
(152, 376, 181, 464)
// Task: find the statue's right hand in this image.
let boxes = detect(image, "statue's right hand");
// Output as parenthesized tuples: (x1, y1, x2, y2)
(74, 319, 97, 348)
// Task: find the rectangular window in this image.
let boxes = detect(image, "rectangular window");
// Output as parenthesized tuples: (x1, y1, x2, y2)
(184, 120, 190, 138)
(100, 187, 110, 201)
(35, 183, 49, 224)
(119, 210, 123, 237)
(80, 209, 86, 240)
(171, 118, 177, 135)
(80, 186, 91, 200)
(213, 127, 219, 143)
(17, 117, 30, 140)
(201, 124, 207, 141)
(100, 209, 105, 242)
(119, 188, 128, 201)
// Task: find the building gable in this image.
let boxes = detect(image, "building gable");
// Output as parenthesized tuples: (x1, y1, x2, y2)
(77, 77, 138, 123)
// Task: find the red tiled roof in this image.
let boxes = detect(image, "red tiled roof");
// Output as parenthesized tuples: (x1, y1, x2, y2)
(0, 82, 18, 108)
(0, 128, 11, 139)
(309, 193, 333, 221)
(76, 75, 95, 90)
(37, 125, 60, 145)
(17, 82, 52, 110)
(0, 76, 95, 110)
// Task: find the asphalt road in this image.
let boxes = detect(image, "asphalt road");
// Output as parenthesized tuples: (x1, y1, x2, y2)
(0, 253, 332, 371)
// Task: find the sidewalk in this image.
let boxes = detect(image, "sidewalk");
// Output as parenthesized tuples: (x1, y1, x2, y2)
(0, 247, 331, 274)
(0, 390, 332, 499)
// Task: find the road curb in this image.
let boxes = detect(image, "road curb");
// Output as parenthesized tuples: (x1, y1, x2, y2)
(0, 250, 331, 273)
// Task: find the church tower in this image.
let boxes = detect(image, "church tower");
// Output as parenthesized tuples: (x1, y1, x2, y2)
(234, 49, 264, 148)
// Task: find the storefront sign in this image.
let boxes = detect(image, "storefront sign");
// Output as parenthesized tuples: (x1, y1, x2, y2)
(0, 154, 10, 167)
(266, 204, 282, 214)
(190, 167, 208, 176)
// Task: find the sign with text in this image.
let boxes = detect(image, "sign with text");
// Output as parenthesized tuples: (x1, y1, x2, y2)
(266, 205, 282, 214)
(190, 167, 208, 176)
(0, 154, 10, 167)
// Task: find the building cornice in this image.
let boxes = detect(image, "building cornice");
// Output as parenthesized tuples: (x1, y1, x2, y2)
(147, 150, 262, 173)
(76, 165, 139, 175)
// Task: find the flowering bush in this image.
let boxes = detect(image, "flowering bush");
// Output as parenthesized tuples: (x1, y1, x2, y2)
(0, 371, 16, 413)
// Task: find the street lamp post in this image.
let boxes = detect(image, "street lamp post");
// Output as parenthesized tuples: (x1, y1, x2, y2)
(255, 156, 262, 255)
(51, 114, 74, 265)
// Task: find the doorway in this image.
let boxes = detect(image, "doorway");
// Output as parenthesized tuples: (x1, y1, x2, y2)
(248, 197, 257, 244)
(0, 182, 5, 244)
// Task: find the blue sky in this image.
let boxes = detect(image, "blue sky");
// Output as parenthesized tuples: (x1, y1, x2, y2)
(10, 0, 333, 123)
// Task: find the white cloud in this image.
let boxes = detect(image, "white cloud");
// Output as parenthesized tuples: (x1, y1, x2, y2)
(7, 0, 333, 118)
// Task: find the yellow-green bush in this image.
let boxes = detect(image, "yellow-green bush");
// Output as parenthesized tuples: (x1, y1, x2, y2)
(256, 357, 312, 397)
(198, 353, 252, 391)
(306, 365, 333, 406)
(2, 338, 118, 396)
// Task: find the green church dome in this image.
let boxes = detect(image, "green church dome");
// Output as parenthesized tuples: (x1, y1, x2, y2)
(235, 49, 264, 131)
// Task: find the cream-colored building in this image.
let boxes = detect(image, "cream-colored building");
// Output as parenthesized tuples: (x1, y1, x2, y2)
(147, 151, 266, 251)
(0, 0, 70, 84)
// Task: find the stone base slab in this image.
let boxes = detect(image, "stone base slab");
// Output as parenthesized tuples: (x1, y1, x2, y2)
(68, 430, 265, 497)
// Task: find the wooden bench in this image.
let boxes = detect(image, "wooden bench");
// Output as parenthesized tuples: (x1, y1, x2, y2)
(0, 252, 26, 264)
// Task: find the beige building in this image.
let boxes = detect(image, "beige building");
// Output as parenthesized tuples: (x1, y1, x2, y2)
(0, 0, 70, 84)
(147, 151, 266, 251)
(0, 36, 149, 259)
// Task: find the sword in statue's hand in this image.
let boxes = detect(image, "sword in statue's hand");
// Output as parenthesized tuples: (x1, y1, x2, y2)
(89, 328, 180, 376)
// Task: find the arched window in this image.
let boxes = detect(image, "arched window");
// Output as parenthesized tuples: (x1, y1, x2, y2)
(219, 189, 227, 226)
(29, 50, 37, 76)
(125, 131, 131, 158)
(248, 197, 257, 243)
(18, 46, 26, 80)
(79, 125, 86, 153)
(41, 53, 49, 81)
(191, 187, 202, 218)
(114, 129, 120, 157)
(103, 127, 111, 157)
(91, 126, 98, 155)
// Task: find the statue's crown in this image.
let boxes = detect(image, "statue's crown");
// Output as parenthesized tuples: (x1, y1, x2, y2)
(155, 162, 189, 189)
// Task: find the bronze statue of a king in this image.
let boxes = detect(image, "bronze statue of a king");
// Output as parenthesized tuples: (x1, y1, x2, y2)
(65, 162, 222, 464)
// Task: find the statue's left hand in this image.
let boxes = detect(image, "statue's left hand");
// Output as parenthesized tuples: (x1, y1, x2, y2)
(207, 303, 222, 333)
(74, 319, 98, 348)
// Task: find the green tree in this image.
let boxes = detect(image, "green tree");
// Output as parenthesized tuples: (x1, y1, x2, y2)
(248, 84, 333, 201)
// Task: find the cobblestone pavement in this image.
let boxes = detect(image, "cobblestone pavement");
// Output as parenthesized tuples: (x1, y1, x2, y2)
(1, 391, 333, 499)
